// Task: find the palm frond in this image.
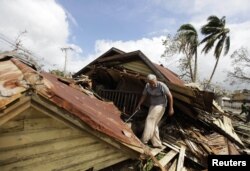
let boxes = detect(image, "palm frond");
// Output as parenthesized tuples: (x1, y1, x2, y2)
(224, 36, 230, 55)
(214, 36, 225, 59)
(178, 24, 196, 32)
(201, 26, 222, 34)
(207, 15, 224, 27)
(202, 39, 215, 54)
(200, 32, 222, 45)
(221, 16, 226, 26)
(207, 15, 220, 22)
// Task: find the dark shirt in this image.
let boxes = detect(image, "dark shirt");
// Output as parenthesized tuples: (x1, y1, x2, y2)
(142, 81, 170, 107)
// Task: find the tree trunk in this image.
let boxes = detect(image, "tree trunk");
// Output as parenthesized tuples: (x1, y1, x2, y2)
(193, 50, 198, 82)
(206, 57, 220, 88)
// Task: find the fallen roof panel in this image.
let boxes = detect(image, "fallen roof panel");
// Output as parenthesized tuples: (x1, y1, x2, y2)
(0, 53, 144, 151)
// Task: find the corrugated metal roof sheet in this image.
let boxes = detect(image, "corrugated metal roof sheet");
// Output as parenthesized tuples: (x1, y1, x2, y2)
(40, 72, 143, 148)
(154, 63, 184, 86)
(0, 53, 144, 150)
(0, 60, 26, 109)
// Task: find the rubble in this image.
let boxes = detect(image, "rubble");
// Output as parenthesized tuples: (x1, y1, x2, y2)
(0, 49, 248, 171)
(74, 47, 248, 170)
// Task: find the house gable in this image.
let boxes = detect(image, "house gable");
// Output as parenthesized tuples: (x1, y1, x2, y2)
(0, 95, 131, 171)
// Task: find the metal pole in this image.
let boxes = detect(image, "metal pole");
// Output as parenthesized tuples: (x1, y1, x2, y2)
(125, 109, 140, 123)
(61, 47, 73, 77)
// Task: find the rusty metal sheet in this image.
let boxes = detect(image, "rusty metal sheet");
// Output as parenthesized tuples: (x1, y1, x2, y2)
(0, 54, 144, 149)
(40, 72, 144, 148)
(154, 64, 184, 86)
(0, 60, 27, 108)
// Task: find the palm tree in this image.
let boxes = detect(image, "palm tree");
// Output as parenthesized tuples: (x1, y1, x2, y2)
(200, 15, 230, 87)
(177, 24, 199, 82)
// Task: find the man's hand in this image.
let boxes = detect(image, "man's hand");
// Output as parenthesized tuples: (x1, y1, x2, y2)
(135, 105, 140, 111)
(168, 107, 174, 117)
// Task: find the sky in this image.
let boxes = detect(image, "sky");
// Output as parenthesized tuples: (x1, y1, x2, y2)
(0, 0, 250, 90)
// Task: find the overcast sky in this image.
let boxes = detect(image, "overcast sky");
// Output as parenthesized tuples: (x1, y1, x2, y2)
(0, 0, 250, 90)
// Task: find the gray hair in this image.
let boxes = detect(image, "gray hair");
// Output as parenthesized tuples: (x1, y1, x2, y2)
(147, 74, 156, 81)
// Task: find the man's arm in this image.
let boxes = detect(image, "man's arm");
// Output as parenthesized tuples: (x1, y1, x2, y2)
(136, 95, 146, 110)
(167, 92, 174, 116)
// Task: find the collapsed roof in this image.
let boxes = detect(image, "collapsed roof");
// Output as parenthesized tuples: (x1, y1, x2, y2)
(73, 47, 247, 169)
(0, 52, 145, 155)
(0, 49, 247, 170)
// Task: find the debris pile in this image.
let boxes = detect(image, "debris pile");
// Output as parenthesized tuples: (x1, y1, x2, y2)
(1, 49, 248, 171)
(73, 48, 248, 170)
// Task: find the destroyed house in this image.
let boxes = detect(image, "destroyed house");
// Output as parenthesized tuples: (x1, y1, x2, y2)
(0, 52, 146, 171)
(74, 48, 246, 170)
(0, 49, 246, 171)
(74, 48, 216, 117)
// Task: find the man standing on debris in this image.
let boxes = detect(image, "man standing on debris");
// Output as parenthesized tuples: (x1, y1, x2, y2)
(240, 102, 250, 123)
(240, 102, 248, 115)
(136, 74, 174, 148)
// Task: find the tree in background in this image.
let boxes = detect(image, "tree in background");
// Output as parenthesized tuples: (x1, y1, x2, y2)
(177, 24, 199, 82)
(227, 47, 250, 84)
(200, 15, 230, 87)
(162, 33, 198, 83)
(50, 69, 64, 77)
(162, 15, 231, 89)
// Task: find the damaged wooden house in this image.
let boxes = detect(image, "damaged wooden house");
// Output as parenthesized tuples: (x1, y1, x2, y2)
(73, 48, 247, 170)
(0, 49, 247, 171)
(0, 52, 147, 171)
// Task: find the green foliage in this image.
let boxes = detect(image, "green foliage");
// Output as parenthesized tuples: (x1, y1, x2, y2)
(227, 47, 250, 84)
(49, 69, 64, 77)
(162, 15, 231, 88)
(200, 15, 230, 88)
(177, 24, 199, 82)
(143, 153, 165, 171)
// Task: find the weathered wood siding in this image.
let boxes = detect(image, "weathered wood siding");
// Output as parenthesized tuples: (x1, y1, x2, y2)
(0, 108, 129, 171)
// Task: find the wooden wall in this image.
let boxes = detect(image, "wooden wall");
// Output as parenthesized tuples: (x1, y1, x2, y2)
(0, 108, 129, 171)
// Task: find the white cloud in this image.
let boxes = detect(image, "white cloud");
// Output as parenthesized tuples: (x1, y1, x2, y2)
(0, 0, 83, 73)
(95, 36, 166, 64)
(0, 0, 249, 90)
(192, 0, 250, 17)
(93, 20, 250, 90)
(152, 0, 250, 18)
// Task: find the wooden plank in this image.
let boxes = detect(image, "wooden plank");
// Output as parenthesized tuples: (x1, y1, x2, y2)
(13, 147, 118, 171)
(24, 117, 67, 130)
(227, 139, 240, 155)
(150, 145, 167, 156)
(223, 116, 243, 144)
(211, 116, 244, 147)
(31, 94, 143, 157)
(18, 107, 47, 119)
(171, 92, 193, 105)
(168, 159, 177, 171)
(64, 153, 128, 171)
(1, 142, 109, 170)
(162, 141, 180, 152)
(182, 167, 187, 171)
(0, 96, 30, 115)
(167, 82, 195, 98)
(163, 141, 205, 167)
(0, 120, 24, 133)
(191, 131, 214, 155)
(0, 127, 82, 149)
(176, 145, 186, 171)
(0, 135, 95, 161)
(0, 96, 30, 126)
(0, 116, 66, 133)
(94, 155, 129, 171)
(159, 150, 178, 167)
